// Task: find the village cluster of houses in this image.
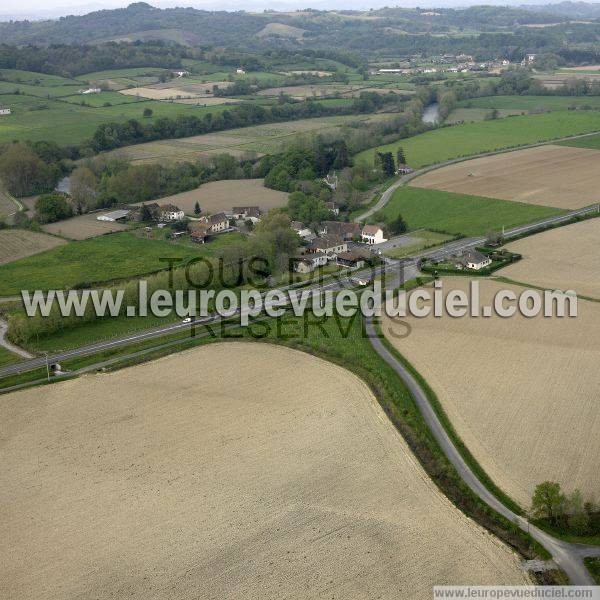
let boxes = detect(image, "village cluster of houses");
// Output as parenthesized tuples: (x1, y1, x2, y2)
(375, 54, 511, 76)
(291, 220, 388, 273)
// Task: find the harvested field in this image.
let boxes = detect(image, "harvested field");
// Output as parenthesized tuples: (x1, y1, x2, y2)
(503, 218, 600, 300)
(0, 342, 529, 599)
(410, 144, 600, 209)
(119, 86, 199, 100)
(383, 278, 600, 506)
(154, 178, 288, 214)
(41, 213, 130, 240)
(0, 230, 66, 265)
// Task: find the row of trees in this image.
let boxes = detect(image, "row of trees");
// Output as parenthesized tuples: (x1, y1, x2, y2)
(90, 91, 405, 153)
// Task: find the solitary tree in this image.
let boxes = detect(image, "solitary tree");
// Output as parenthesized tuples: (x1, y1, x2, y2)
(143, 107, 153, 118)
(531, 481, 565, 525)
(194, 201, 201, 216)
(388, 213, 408, 236)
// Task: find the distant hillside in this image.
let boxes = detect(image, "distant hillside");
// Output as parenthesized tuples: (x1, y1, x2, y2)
(521, 2, 600, 19)
(0, 1, 582, 48)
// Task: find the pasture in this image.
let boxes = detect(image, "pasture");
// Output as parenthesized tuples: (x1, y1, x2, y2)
(503, 218, 600, 300)
(0, 230, 67, 266)
(410, 144, 600, 209)
(559, 133, 600, 150)
(383, 278, 600, 507)
(445, 108, 524, 123)
(376, 186, 563, 237)
(0, 93, 231, 145)
(356, 111, 600, 168)
(0, 231, 244, 295)
(155, 178, 288, 215)
(0, 342, 529, 599)
(41, 213, 130, 240)
(458, 95, 600, 111)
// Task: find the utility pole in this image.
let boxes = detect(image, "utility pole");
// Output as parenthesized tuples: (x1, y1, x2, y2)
(44, 352, 50, 382)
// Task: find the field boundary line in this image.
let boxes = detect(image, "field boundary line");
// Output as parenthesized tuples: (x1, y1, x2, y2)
(354, 128, 600, 222)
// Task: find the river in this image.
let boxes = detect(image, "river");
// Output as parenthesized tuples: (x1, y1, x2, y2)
(422, 103, 440, 125)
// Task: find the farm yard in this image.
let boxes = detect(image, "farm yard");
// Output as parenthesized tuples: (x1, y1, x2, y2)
(0, 230, 67, 266)
(503, 218, 600, 300)
(0, 231, 244, 295)
(409, 144, 600, 209)
(383, 278, 600, 507)
(41, 213, 130, 240)
(0, 343, 530, 599)
(106, 114, 392, 163)
(154, 178, 288, 215)
(375, 186, 563, 237)
(356, 111, 600, 168)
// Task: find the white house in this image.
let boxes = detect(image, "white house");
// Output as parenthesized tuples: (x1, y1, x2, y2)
(361, 224, 387, 245)
(460, 250, 492, 270)
(0, 106, 11, 116)
(202, 212, 230, 233)
(159, 204, 185, 221)
(232, 206, 262, 223)
(82, 88, 102, 95)
(236, 68, 246, 74)
(395, 163, 413, 175)
(294, 252, 328, 273)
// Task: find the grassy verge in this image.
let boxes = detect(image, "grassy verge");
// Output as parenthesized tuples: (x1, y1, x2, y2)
(0, 346, 21, 367)
(584, 558, 600, 584)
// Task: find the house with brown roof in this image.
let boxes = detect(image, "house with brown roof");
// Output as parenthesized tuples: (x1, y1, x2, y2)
(294, 252, 328, 273)
(309, 235, 348, 256)
(336, 252, 366, 270)
(361, 224, 387, 245)
(232, 206, 262, 222)
(201, 212, 230, 233)
(189, 222, 211, 244)
(320, 221, 361, 241)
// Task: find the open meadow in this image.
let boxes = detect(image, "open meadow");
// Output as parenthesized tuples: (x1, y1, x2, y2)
(0, 93, 231, 145)
(409, 144, 600, 209)
(0, 231, 245, 294)
(383, 278, 600, 507)
(41, 213, 130, 240)
(0, 342, 530, 599)
(503, 218, 600, 300)
(0, 230, 67, 266)
(376, 186, 563, 236)
(155, 178, 288, 214)
(457, 95, 600, 111)
(356, 111, 600, 168)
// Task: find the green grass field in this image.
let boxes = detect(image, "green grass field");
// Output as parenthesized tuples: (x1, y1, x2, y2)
(356, 111, 600, 168)
(558, 132, 600, 150)
(0, 69, 84, 86)
(0, 231, 246, 295)
(382, 230, 453, 258)
(585, 558, 600, 584)
(0, 347, 21, 367)
(376, 186, 565, 236)
(458, 95, 600, 111)
(0, 94, 232, 145)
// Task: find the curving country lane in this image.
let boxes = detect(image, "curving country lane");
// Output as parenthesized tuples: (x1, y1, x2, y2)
(364, 316, 598, 585)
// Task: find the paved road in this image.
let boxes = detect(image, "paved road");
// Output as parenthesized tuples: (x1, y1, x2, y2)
(364, 317, 598, 585)
(1, 203, 598, 380)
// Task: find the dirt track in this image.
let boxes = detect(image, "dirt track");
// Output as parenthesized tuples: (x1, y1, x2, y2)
(0, 342, 529, 599)
(410, 144, 600, 209)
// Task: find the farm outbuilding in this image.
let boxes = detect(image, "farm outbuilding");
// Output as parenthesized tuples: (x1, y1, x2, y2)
(96, 209, 131, 222)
